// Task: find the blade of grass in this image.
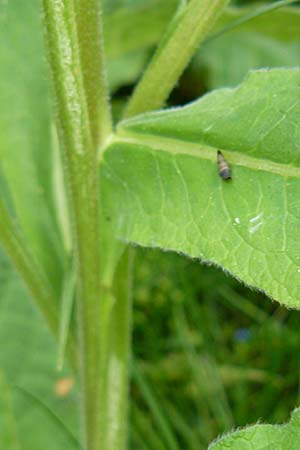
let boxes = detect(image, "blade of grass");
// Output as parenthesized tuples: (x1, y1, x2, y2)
(174, 305, 234, 433)
(217, 285, 268, 323)
(219, 365, 282, 387)
(124, 0, 229, 117)
(132, 360, 180, 450)
(131, 404, 167, 450)
(41, 1, 102, 448)
(161, 397, 206, 450)
(75, 0, 112, 148)
(131, 428, 152, 450)
(131, 429, 151, 450)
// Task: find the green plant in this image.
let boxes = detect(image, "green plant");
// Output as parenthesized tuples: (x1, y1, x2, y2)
(2, 0, 300, 449)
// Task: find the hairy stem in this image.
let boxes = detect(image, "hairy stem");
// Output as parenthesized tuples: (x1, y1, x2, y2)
(75, 0, 112, 148)
(41, 1, 102, 448)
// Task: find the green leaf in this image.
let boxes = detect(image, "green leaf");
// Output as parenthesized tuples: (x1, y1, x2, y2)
(195, 4, 300, 92)
(0, 0, 64, 290)
(104, 0, 178, 59)
(0, 372, 21, 450)
(107, 51, 151, 94)
(101, 68, 300, 309)
(200, 33, 300, 90)
(209, 408, 300, 449)
(0, 250, 78, 450)
(214, 5, 300, 43)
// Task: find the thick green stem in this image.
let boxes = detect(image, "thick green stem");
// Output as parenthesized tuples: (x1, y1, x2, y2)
(75, 0, 112, 148)
(41, 1, 102, 448)
(124, 0, 229, 118)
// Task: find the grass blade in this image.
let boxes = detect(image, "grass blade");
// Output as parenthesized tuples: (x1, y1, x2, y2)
(132, 361, 180, 450)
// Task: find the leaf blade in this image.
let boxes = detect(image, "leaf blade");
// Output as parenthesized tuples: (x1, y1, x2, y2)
(209, 408, 300, 449)
(0, 0, 64, 290)
(101, 69, 300, 308)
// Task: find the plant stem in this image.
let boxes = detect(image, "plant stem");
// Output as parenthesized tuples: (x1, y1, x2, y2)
(41, 1, 102, 448)
(124, 0, 229, 118)
(32, 242, 133, 450)
(75, 0, 112, 148)
(98, 248, 134, 450)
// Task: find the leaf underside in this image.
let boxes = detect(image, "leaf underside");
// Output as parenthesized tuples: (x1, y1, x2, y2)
(101, 68, 300, 309)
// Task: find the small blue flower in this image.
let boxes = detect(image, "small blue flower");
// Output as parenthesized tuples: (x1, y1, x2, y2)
(234, 328, 251, 342)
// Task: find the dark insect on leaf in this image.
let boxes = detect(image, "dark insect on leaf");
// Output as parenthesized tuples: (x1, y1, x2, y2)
(217, 150, 231, 180)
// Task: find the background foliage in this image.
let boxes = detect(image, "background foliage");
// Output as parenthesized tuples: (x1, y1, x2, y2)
(1, 0, 300, 449)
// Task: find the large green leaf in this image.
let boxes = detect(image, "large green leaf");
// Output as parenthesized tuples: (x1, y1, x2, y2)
(209, 408, 300, 450)
(101, 68, 300, 308)
(0, 0, 64, 290)
(0, 250, 78, 450)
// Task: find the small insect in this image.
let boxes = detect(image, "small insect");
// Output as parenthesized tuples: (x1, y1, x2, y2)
(217, 150, 231, 180)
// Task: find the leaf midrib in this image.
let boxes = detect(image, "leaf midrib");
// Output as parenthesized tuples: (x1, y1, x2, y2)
(113, 130, 300, 178)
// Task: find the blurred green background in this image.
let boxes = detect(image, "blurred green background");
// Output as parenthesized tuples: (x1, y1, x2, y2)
(1, 0, 300, 449)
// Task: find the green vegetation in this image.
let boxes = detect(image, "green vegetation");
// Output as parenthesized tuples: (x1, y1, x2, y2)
(1, 0, 300, 449)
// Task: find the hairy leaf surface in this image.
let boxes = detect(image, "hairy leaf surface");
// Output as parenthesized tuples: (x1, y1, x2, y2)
(101, 69, 300, 308)
(209, 408, 300, 449)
